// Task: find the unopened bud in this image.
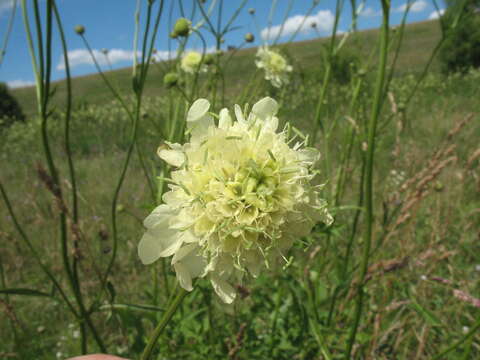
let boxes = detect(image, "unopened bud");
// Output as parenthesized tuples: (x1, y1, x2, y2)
(173, 17, 191, 37)
(163, 72, 179, 88)
(245, 33, 254, 43)
(203, 54, 215, 65)
(74, 25, 85, 35)
(433, 181, 444, 192)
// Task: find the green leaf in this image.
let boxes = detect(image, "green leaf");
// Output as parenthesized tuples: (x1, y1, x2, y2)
(0, 288, 51, 297)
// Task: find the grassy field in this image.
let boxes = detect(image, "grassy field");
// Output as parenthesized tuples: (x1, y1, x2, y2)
(1, 15, 480, 360)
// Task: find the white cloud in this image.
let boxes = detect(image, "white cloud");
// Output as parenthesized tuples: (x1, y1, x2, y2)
(428, 8, 445, 19)
(395, 0, 428, 13)
(7, 79, 35, 89)
(359, 7, 381, 17)
(57, 47, 209, 71)
(0, 0, 15, 16)
(57, 48, 142, 70)
(261, 10, 335, 41)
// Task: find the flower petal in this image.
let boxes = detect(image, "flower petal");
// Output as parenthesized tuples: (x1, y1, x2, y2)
(210, 275, 236, 304)
(252, 97, 278, 119)
(143, 204, 171, 229)
(138, 228, 181, 264)
(189, 114, 213, 140)
(174, 262, 193, 291)
(234, 104, 246, 124)
(173, 244, 207, 291)
(218, 108, 232, 129)
(158, 148, 185, 167)
(187, 98, 210, 123)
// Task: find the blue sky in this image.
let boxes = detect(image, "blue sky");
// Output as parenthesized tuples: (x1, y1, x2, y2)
(0, 0, 446, 88)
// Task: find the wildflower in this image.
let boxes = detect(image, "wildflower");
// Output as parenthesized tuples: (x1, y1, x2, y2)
(163, 72, 179, 88)
(173, 17, 191, 37)
(245, 33, 255, 43)
(139, 97, 332, 303)
(181, 51, 207, 74)
(255, 47, 292, 88)
(74, 25, 85, 35)
(203, 54, 215, 66)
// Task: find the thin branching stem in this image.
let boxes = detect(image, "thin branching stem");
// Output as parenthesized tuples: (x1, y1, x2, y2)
(345, 1, 390, 357)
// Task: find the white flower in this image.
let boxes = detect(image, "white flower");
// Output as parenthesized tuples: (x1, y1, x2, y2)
(181, 51, 207, 74)
(255, 46, 293, 88)
(139, 97, 332, 303)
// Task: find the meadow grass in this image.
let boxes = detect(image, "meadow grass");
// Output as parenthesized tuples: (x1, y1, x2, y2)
(1, 6, 480, 360)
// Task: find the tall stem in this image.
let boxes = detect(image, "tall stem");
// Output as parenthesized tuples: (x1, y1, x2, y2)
(141, 288, 189, 360)
(345, 1, 390, 357)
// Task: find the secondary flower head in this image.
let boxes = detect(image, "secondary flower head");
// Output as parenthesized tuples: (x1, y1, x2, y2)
(255, 46, 293, 88)
(139, 97, 332, 303)
(181, 51, 207, 74)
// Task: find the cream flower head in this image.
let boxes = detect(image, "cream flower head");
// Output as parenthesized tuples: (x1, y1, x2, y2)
(180, 51, 207, 74)
(139, 97, 332, 303)
(255, 47, 293, 88)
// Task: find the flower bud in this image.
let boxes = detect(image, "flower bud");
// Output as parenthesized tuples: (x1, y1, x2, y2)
(203, 54, 215, 65)
(173, 17, 191, 37)
(74, 25, 85, 35)
(244, 33, 254, 43)
(163, 72, 179, 88)
(433, 181, 444, 192)
(170, 31, 178, 39)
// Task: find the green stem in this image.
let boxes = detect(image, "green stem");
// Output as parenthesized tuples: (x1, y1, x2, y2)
(345, 1, 390, 358)
(141, 287, 190, 360)
(0, 180, 78, 316)
(0, 0, 17, 68)
(433, 317, 480, 360)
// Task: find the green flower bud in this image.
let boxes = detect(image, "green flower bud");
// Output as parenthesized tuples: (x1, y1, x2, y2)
(74, 25, 85, 35)
(244, 33, 254, 43)
(173, 17, 191, 37)
(433, 181, 444, 192)
(163, 72, 179, 88)
(170, 31, 178, 39)
(358, 68, 367, 77)
(203, 54, 215, 65)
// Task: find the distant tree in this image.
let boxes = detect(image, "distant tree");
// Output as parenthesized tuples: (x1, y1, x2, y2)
(0, 82, 25, 127)
(439, 0, 480, 73)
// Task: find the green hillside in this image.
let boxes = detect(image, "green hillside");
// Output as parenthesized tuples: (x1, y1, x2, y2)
(11, 20, 442, 117)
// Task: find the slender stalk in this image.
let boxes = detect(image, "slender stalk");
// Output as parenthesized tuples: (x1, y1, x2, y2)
(345, 1, 390, 357)
(0, 0, 17, 68)
(105, 0, 165, 286)
(141, 287, 189, 360)
(52, 2, 77, 223)
(433, 317, 480, 360)
(0, 180, 78, 316)
(310, 0, 344, 145)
